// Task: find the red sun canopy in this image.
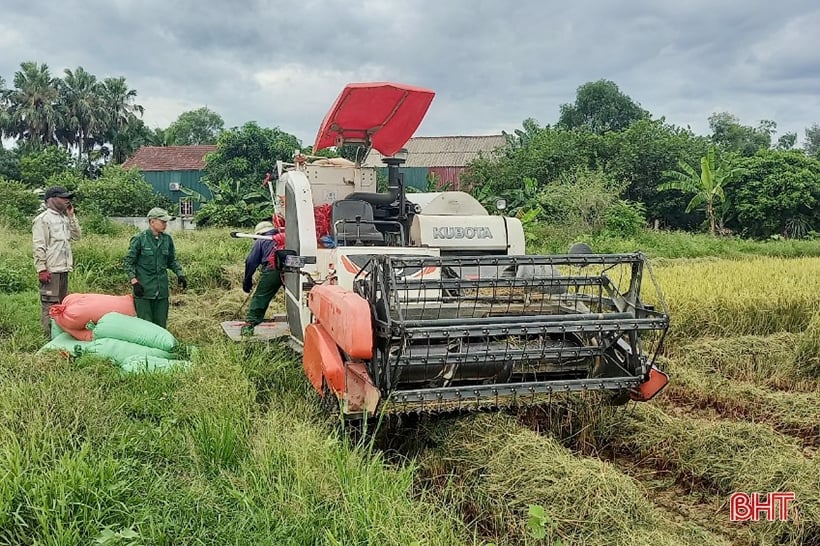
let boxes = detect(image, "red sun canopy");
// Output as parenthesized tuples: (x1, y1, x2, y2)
(313, 82, 435, 157)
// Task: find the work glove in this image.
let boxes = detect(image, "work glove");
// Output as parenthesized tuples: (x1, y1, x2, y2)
(132, 282, 145, 298)
(178, 276, 187, 290)
(242, 279, 252, 294)
(38, 270, 51, 284)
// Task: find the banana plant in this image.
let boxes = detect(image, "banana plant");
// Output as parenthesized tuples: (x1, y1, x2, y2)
(189, 177, 272, 227)
(659, 146, 743, 236)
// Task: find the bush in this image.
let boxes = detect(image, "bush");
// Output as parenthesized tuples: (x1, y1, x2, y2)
(19, 146, 73, 189)
(0, 147, 21, 181)
(0, 264, 30, 293)
(77, 165, 172, 216)
(537, 168, 621, 233)
(603, 200, 646, 237)
(195, 202, 248, 228)
(45, 170, 86, 193)
(80, 205, 128, 236)
(0, 178, 43, 230)
(0, 178, 43, 217)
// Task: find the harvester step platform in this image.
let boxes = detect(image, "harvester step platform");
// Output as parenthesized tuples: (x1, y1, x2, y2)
(221, 314, 290, 342)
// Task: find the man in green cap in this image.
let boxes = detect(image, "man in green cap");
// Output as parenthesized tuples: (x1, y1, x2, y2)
(124, 207, 187, 328)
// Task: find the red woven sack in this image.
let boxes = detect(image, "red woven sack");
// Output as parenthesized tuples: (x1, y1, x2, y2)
(49, 293, 136, 331)
(62, 326, 93, 341)
(314, 204, 331, 239)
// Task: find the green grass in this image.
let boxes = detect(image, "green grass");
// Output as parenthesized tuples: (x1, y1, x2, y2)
(0, 219, 471, 544)
(0, 340, 468, 545)
(2, 219, 819, 545)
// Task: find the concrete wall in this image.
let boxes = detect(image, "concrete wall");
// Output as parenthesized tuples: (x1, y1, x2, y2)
(111, 216, 196, 232)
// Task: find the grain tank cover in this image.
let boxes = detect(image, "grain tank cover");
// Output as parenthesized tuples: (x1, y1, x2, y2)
(313, 82, 435, 157)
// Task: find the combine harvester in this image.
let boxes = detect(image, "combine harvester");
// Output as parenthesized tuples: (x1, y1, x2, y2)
(227, 82, 670, 419)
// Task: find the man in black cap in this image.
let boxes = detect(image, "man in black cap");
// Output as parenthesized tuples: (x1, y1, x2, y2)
(32, 186, 82, 339)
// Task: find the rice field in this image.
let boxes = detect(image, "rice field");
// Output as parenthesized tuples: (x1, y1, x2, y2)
(0, 225, 818, 545)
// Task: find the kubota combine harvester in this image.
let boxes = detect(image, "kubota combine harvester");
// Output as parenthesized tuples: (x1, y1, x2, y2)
(228, 82, 670, 419)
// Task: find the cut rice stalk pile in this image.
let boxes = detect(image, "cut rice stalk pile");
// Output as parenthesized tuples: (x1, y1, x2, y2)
(794, 312, 820, 379)
(659, 358, 819, 446)
(420, 414, 729, 546)
(669, 333, 816, 391)
(613, 405, 818, 546)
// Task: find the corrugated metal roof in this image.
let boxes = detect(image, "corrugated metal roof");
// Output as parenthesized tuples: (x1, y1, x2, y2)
(363, 135, 506, 167)
(122, 145, 217, 171)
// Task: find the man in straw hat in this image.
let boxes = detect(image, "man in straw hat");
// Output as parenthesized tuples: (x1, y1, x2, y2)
(239, 220, 285, 336)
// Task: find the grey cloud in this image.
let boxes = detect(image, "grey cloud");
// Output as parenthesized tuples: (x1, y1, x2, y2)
(2, 0, 819, 145)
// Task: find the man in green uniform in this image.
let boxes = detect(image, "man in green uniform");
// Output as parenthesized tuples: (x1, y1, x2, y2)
(124, 208, 187, 328)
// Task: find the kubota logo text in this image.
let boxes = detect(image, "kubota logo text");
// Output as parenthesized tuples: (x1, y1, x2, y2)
(432, 226, 493, 240)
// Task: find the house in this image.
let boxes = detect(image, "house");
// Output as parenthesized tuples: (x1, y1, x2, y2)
(122, 145, 217, 215)
(362, 135, 507, 190)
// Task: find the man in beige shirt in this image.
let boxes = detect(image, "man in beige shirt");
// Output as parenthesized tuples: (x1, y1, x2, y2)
(32, 186, 82, 339)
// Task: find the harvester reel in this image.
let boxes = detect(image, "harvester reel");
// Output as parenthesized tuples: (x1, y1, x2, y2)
(350, 254, 669, 416)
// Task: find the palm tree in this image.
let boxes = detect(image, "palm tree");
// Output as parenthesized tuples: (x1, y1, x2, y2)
(59, 66, 105, 161)
(112, 117, 155, 162)
(148, 126, 172, 146)
(101, 77, 144, 163)
(6, 62, 62, 145)
(0, 75, 9, 140)
(659, 146, 742, 236)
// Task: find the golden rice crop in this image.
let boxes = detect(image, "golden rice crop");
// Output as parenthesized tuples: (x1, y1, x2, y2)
(647, 257, 820, 340)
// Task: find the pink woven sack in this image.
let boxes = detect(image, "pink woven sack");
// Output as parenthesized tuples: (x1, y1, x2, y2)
(49, 293, 136, 331)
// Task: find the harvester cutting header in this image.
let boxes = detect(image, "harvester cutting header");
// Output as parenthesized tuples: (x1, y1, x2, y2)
(230, 82, 671, 419)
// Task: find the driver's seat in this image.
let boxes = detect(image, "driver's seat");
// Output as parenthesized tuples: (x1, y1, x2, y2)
(331, 199, 384, 245)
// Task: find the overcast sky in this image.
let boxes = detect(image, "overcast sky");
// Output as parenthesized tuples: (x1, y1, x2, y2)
(3, 0, 819, 148)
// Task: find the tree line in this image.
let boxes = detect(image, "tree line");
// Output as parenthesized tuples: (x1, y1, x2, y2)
(463, 80, 820, 239)
(3, 62, 820, 238)
(0, 62, 225, 166)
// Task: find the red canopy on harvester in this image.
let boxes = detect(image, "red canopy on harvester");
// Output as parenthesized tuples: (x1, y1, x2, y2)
(313, 82, 435, 157)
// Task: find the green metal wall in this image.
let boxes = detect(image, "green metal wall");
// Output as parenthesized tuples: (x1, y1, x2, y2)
(141, 170, 212, 212)
(376, 167, 430, 191)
